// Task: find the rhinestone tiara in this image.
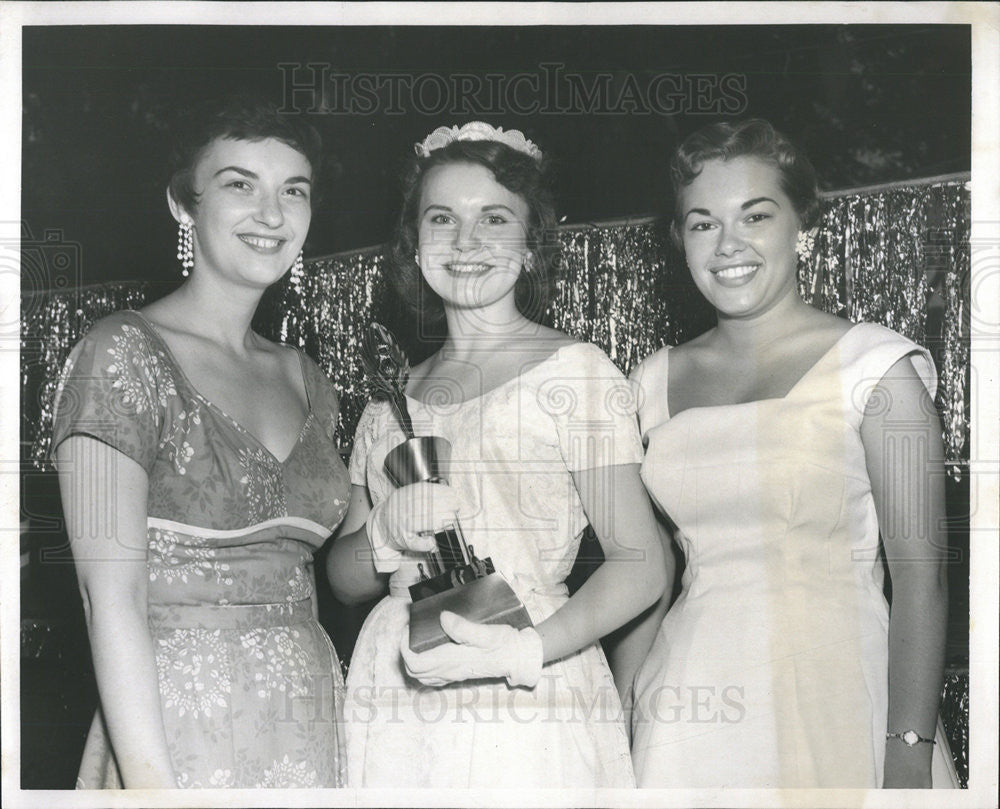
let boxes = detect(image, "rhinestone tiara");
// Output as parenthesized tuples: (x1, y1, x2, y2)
(414, 121, 543, 162)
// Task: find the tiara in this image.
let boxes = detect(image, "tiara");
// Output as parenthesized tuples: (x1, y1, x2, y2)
(414, 121, 543, 162)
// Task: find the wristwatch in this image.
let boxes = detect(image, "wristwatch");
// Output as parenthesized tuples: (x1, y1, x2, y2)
(886, 730, 936, 747)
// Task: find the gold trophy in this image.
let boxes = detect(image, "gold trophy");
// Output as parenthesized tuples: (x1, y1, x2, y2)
(361, 323, 532, 653)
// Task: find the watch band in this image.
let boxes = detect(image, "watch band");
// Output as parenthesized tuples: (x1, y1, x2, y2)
(886, 730, 936, 747)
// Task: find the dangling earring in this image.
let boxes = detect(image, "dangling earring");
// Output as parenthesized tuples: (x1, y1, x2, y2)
(177, 221, 194, 277)
(289, 250, 305, 293)
(522, 252, 535, 274)
(413, 250, 420, 266)
(795, 230, 816, 263)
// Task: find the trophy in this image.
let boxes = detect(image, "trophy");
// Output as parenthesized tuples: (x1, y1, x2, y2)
(361, 323, 532, 653)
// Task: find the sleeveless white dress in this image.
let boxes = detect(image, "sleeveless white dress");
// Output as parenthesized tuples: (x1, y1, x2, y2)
(630, 322, 959, 788)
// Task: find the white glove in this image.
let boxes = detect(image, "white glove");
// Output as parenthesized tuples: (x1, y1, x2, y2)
(401, 611, 544, 688)
(366, 482, 468, 573)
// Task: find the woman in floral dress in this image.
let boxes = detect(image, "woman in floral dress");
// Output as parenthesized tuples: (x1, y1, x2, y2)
(328, 123, 667, 788)
(52, 96, 349, 788)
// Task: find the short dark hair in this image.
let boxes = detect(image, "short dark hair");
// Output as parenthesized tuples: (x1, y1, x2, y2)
(389, 138, 558, 325)
(167, 94, 323, 214)
(669, 119, 820, 245)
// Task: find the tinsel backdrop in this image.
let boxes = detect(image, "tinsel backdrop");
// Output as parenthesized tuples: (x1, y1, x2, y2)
(23, 175, 971, 473)
(20, 175, 971, 785)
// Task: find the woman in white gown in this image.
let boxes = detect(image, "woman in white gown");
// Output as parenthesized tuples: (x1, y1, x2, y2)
(625, 119, 959, 788)
(328, 122, 666, 788)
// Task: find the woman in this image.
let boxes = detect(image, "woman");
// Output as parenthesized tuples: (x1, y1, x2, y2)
(328, 122, 666, 788)
(626, 119, 958, 788)
(52, 96, 348, 788)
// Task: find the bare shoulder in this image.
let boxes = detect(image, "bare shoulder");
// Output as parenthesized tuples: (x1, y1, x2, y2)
(666, 341, 708, 391)
(629, 341, 673, 382)
(272, 341, 314, 381)
(258, 334, 300, 359)
(526, 325, 579, 351)
(137, 297, 180, 335)
(671, 326, 717, 364)
(807, 309, 855, 341)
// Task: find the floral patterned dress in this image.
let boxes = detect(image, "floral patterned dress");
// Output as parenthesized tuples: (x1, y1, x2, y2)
(52, 310, 349, 788)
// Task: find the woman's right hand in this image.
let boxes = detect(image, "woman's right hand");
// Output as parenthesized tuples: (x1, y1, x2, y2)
(366, 481, 470, 570)
(328, 480, 473, 603)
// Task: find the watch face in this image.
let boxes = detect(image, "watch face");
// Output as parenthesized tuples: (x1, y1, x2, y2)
(902, 730, 920, 746)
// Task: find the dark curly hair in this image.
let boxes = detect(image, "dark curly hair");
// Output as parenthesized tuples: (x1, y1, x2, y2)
(669, 119, 819, 247)
(167, 94, 323, 214)
(389, 138, 558, 325)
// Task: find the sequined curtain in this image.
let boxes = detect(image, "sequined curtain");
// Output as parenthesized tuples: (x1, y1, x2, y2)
(19, 175, 972, 786)
(800, 177, 971, 477)
(24, 176, 968, 470)
(22, 283, 151, 460)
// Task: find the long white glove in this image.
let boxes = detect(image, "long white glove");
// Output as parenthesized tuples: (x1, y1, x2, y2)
(366, 482, 468, 573)
(401, 611, 544, 688)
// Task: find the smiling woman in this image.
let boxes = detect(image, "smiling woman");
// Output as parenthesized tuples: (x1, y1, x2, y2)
(327, 123, 667, 788)
(416, 161, 531, 314)
(168, 138, 313, 289)
(625, 120, 959, 789)
(50, 96, 349, 789)
(678, 157, 803, 320)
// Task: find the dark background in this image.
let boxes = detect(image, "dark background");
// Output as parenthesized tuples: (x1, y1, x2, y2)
(20, 23, 971, 789)
(22, 24, 970, 288)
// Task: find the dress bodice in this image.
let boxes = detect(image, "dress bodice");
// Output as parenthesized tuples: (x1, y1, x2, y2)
(52, 310, 351, 609)
(350, 342, 643, 617)
(628, 322, 949, 788)
(636, 322, 936, 617)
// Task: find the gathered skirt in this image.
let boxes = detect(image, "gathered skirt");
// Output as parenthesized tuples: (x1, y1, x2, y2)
(344, 593, 635, 788)
(77, 599, 346, 789)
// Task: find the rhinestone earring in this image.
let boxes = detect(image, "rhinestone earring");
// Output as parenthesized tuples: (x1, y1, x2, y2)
(795, 230, 816, 263)
(289, 250, 305, 293)
(177, 221, 194, 277)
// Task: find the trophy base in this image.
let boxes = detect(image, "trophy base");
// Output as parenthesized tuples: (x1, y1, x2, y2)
(408, 572, 533, 653)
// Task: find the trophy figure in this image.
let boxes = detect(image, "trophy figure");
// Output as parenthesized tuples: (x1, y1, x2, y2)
(361, 323, 532, 653)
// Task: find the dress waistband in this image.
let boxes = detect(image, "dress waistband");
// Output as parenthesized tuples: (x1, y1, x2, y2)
(148, 599, 314, 630)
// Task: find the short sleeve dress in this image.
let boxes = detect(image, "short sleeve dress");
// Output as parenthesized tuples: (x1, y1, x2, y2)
(342, 342, 640, 788)
(629, 322, 959, 788)
(51, 310, 350, 789)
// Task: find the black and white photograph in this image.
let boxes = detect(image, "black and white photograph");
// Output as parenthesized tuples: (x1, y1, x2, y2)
(2, 3, 997, 807)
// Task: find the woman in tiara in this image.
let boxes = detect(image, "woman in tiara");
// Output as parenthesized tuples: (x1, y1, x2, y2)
(624, 119, 959, 788)
(51, 95, 348, 788)
(328, 122, 666, 788)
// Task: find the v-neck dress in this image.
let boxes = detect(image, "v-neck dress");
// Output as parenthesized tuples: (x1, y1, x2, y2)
(344, 342, 639, 788)
(629, 322, 958, 788)
(51, 310, 350, 788)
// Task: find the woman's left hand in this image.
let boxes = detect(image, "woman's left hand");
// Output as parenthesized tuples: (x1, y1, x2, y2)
(401, 612, 543, 688)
